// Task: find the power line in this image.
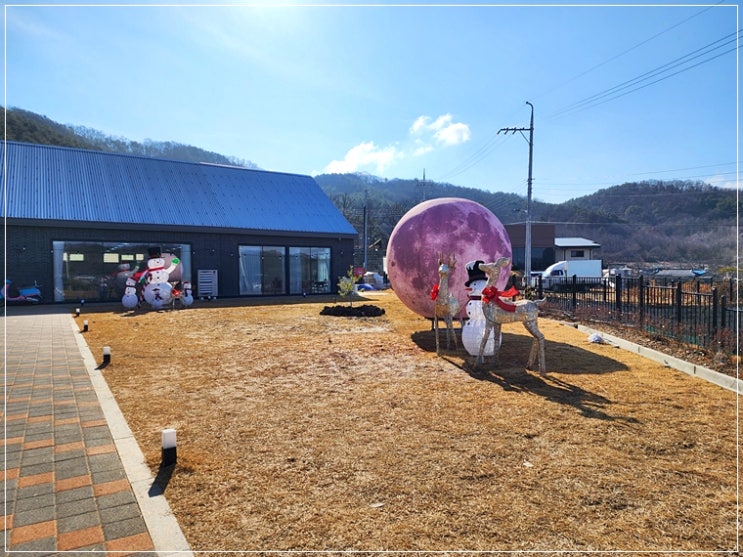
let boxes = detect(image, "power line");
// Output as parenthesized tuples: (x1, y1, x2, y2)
(533, 0, 727, 103)
(539, 164, 739, 189)
(436, 132, 505, 182)
(435, 6, 737, 189)
(549, 29, 741, 119)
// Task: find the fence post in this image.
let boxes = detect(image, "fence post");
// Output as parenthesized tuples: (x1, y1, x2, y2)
(638, 275, 644, 327)
(712, 287, 718, 339)
(721, 294, 727, 330)
(731, 278, 736, 303)
(571, 275, 577, 312)
(676, 282, 683, 325)
(537, 274, 543, 299)
(615, 274, 622, 316)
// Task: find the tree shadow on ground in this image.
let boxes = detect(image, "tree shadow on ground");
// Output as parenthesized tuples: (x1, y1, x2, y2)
(413, 329, 638, 425)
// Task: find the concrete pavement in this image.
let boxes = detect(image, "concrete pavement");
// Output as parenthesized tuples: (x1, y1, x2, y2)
(3, 304, 192, 554)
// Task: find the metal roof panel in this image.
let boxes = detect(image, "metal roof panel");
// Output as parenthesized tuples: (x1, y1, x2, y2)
(554, 237, 601, 248)
(2, 142, 357, 236)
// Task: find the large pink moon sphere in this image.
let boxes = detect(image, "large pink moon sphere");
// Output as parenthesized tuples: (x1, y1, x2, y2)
(387, 197, 512, 319)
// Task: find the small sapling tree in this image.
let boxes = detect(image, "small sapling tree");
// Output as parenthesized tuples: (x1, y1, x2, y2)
(337, 266, 360, 306)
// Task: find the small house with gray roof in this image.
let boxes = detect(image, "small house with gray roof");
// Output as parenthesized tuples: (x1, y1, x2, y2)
(2, 141, 358, 302)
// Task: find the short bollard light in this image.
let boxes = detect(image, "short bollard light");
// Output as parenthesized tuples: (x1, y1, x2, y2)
(102, 346, 111, 364)
(83, 320, 89, 332)
(75, 307, 80, 317)
(162, 428, 177, 466)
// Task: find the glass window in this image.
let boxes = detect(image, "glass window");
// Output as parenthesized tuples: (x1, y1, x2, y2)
(289, 247, 331, 294)
(510, 247, 555, 273)
(239, 246, 262, 295)
(239, 246, 286, 295)
(313, 248, 331, 293)
(262, 247, 285, 295)
(289, 247, 311, 294)
(52, 241, 190, 302)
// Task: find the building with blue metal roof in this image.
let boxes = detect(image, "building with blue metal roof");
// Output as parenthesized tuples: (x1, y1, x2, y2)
(3, 141, 358, 302)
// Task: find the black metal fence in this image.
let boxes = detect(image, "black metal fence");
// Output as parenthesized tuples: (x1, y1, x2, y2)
(536, 275, 740, 355)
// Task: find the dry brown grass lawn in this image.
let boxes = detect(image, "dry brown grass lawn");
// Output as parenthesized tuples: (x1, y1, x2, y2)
(78, 292, 738, 553)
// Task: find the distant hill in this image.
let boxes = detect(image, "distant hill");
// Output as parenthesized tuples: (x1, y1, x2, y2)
(5, 107, 737, 271)
(314, 173, 737, 272)
(5, 107, 259, 168)
(6, 108, 99, 150)
(541, 181, 738, 268)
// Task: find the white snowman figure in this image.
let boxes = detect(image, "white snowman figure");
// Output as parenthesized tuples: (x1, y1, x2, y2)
(142, 256, 179, 309)
(461, 260, 499, 357)
(180, 281, 194, 307)
(121, 277, 139, 309)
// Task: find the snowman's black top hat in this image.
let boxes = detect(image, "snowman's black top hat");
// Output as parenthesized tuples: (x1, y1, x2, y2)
(465, 260, 487, 286)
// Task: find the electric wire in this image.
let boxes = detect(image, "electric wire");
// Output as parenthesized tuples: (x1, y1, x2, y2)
(435, 4, 735, 188)
(549, 29, 742, 119)
(532, 0, 727, 103)
(436, 131, 506, 182)
(539, 163, 738, 190)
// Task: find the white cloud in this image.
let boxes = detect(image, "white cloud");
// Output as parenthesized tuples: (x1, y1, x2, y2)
(410, 116, 430, 135)
(325, 113, 470, 175)
(325, 141, 400, 174)
(706, 174, 740, 191)
(434, 121, 471, 146)
(412, 142, 435, 157)
(409, 113, 471, 154)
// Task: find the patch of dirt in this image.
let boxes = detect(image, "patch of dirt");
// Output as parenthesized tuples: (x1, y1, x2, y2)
(320, 304, 386, 317)
(78, 292, 738, 553)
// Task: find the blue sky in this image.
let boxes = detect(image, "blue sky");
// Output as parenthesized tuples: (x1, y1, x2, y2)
(4, 1, 739, 203)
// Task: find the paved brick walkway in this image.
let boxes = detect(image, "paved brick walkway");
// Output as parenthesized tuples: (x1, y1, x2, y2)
(2, 305, 174, 553)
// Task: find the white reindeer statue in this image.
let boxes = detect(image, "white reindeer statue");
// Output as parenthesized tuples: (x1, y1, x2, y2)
(431, 254, 460, 355)
(476, 257, 547, 374)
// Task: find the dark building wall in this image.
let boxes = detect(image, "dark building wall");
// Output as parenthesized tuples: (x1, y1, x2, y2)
(5, 222, 355, 302)
(505, 223, 556, 247)
(505, 223, 557, 272)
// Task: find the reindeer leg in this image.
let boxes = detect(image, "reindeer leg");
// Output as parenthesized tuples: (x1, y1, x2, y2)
(524, 320, 538, 370)
(444, 314, 454, 350)
(537, 332, 546, 374)
(492, 322, 502, 366)
(523, 319, 546, 375)
(447, 315, 458, 350)
(434, 317, 441, 355)
(477, 321, 492, 367)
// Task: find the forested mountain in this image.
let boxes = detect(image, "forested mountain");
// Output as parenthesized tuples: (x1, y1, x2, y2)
(6, 107, 259, 168)
(315, 173, 737, 271)
(541, 181, 738, 268)
(5, 107, 738, 270)
(7, 108, 99, 150)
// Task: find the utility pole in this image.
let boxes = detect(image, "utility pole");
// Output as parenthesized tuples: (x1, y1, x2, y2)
(416, 169, 428, 202)
(498, 101, 534, 283)
(363, 188, 368, 271)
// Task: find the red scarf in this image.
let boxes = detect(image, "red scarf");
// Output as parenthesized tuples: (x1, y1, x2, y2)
(481, 286, 518, 312)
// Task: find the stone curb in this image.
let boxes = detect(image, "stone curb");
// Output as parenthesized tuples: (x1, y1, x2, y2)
(69, 315, 194, 555)
(569, 322, 742, 395)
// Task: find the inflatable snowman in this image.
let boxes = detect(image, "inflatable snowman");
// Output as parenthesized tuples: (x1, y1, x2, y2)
(461, 260, 498, 357)
(181, 281, 194, 307)
(121, 277, 139, 309)
(142, 256, 180, 309)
